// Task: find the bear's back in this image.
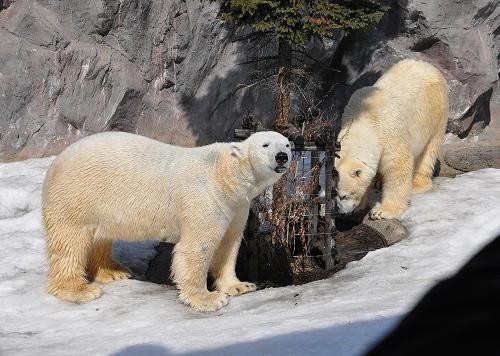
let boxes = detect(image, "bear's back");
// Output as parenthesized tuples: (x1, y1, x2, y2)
(42, 132, 218, 225)
(374, 59, 447, 95)
(343, 59, 447, 128)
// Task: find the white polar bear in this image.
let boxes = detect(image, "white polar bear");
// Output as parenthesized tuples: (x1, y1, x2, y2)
(335, 59, 449, 219)
(42, 131, 291, 311)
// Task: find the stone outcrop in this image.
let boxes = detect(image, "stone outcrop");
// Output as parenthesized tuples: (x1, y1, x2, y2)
(326, 0, 499, 175)
(0, 0, 276, 161)
(0, 0, 498, 167)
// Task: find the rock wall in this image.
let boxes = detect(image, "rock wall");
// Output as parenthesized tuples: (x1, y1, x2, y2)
(0, 0, 498, 168)
(0, 0, 275, 161)
(327, 0, 499, 175)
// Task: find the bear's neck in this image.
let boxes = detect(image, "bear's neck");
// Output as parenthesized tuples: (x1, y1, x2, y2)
(213, 148, 264, 209)
(339, 120, 381, 171)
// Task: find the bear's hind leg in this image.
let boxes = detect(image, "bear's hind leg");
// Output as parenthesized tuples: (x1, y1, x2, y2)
(87, 239, 131, 283)
(46, 225, 102, 303)
(413, 134, 442, 194)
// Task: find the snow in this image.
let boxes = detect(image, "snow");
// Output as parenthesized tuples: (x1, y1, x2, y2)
(1, 157, 500, 356)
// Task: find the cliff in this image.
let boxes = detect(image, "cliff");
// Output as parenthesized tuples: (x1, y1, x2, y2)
(0, 0, 498, 168)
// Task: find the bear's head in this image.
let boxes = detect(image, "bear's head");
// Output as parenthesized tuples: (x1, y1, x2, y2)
(232, 131, 291, 182)
(335, 156, 377, 215)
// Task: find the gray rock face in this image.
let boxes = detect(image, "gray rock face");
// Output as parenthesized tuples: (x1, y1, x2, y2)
(0, 0, 498, 164)
(443, 143, 500, 175)
(0, 0, 275, 161)
(327, 0, 499, 174)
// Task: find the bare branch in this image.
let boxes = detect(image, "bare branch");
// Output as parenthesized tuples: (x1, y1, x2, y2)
(237, 55, 278, 65)
(294, 83, 310, 105)
(231, 29, 274, 43)
(236, 33, 278, 54)
(291, 48, 325, 64)
(236, 73, 277, 90)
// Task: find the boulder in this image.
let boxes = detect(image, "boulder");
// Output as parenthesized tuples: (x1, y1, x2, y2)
(441, 143, 500, 176)
(362, 216, 409, 246)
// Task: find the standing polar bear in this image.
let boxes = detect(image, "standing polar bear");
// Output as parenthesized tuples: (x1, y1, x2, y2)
(42, 131, 291, 311)
(335, 59, 449, 219)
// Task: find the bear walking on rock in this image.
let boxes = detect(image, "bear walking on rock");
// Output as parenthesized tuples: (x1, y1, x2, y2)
(42, 131, 291, 311)
(335, 59, 449, 220)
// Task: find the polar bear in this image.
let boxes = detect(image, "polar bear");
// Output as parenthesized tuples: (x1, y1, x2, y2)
(335, 59, 448, 219)
(42, 131, 291, 311)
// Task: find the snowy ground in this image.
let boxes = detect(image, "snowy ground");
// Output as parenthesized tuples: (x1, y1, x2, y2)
(1, 157, 500, 356)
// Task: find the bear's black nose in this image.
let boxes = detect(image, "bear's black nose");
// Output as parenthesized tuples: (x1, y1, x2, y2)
(275, 152, 288, 165)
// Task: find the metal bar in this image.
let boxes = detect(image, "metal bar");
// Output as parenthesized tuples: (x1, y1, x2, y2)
(323, 141, 337, 270)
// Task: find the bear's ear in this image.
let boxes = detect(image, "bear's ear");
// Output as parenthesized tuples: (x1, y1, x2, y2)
(352, 169, 362, 178)
(230, 143, 244, 159)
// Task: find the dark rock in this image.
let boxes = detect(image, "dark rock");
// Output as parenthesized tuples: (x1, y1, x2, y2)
(112, 240, 159, 281)
(144, 242, 175, 285)
(362, 216, 409, 246)
(447, 87, 494, 139)
(337, 211, 409, 247)
(236, 232, 294, 287)
(444, 144, 500, 173)
(336, 224, 387, 262)
(139, 224, 392, 288)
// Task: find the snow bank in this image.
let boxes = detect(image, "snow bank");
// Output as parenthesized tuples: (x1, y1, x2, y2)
(1, 157, 499, 356)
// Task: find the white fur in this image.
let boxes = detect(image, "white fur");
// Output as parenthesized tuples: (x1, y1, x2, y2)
(336, 59, 449, 219)
(42, 131, 291, 311)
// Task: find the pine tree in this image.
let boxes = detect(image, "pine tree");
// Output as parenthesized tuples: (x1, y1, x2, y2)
(217, 0, 388, 126)
(216, 0, 388, 275)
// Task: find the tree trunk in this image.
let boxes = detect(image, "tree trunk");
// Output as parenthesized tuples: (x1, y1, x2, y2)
(323, 141, 338, 270)
(308, 151, 320, 249)
(271, 38, 292, 246)
(275, 38, 292, 127)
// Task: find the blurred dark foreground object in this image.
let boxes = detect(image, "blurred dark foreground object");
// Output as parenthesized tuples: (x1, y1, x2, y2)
(366, 234, 500, 356)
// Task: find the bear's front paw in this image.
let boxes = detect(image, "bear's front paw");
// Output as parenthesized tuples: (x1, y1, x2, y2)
(179, 290, 229, 312)
(48, 281, 103, 303)
(369, 206, 401, 220)
(221, 282, 257, 296)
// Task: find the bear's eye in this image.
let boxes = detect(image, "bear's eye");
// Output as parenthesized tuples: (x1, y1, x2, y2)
(353, 169, 362, 177)
(286, 144, 290, 148)
(262, 143, 269, 148)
